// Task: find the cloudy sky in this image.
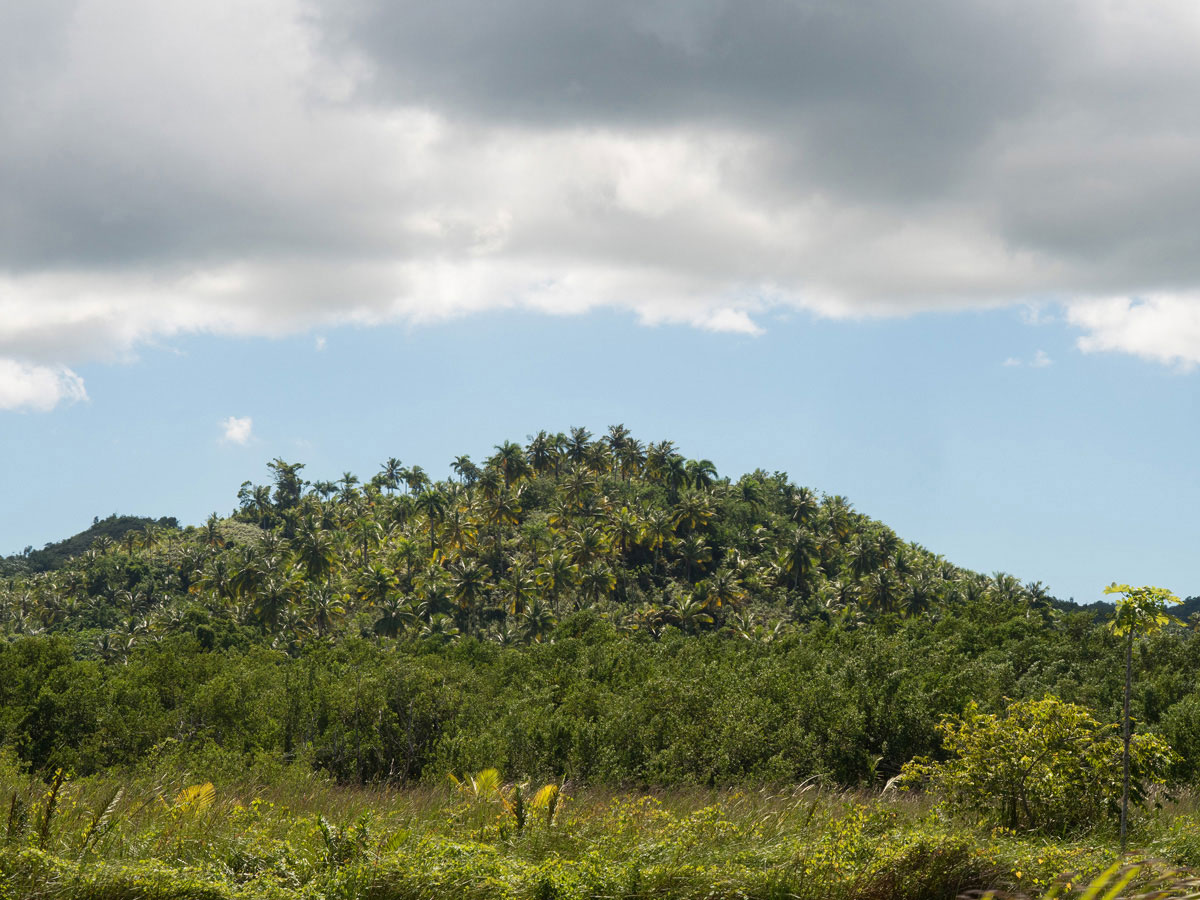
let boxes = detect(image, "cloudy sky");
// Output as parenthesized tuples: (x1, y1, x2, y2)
(2, 0, 1198, 600)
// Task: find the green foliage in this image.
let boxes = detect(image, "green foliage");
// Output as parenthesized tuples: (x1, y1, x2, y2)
(1105, 584, 1182, 637)
(2, 427, 1200, 810)
(900, 696, 1174, 834)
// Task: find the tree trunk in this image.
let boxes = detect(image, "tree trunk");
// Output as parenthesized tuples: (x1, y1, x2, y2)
(1121, 629, 1133, 853)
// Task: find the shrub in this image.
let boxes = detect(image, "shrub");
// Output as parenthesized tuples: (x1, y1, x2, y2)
(899, 696, 1174, 834)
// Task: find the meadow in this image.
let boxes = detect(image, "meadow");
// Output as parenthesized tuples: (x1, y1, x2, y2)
(6, 752, 1200, 900)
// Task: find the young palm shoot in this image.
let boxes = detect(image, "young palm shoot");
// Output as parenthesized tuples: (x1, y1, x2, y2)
(1104, 583, 1180, 853)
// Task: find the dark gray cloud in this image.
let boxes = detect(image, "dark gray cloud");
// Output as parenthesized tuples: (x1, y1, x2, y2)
(2, 0, 1200, 407)
(321, 0, 1067, 202)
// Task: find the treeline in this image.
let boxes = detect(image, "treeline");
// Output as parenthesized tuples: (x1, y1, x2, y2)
(5, 600, 1200, 788)
(1, 425, 1198, 788)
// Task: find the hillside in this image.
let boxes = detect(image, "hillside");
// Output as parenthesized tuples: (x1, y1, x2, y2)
(0, 426, 1197, 791)
(0, 426, 1058, 645)
(0, 514, 178, 576)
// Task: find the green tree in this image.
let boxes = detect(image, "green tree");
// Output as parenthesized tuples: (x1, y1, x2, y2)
(1105, 582, 1182, 850)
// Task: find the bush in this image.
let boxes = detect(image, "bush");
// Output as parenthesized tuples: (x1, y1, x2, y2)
(899, 695, 1174, 834)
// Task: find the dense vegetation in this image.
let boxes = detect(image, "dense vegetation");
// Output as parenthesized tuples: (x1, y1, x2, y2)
(2, 426, 1199, 788)
(2, 426, 1200, 897)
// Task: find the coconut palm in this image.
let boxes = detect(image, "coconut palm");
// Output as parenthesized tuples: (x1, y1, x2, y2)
(415, 487, 448, 550)
(377, 458, 401, 495)
(303, 585, 345, 638)
(294, 521, 336, 582)
(520, 596, 556, 642)
(535, 550, 578, 614)
(676, 533, 711, 582)
(373, 594, 416, 638)
(500, 559, 537, 618)
(490, 441, 531, 487)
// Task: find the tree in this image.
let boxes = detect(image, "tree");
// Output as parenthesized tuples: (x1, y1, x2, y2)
(267, 459, 306, 510)
(1105, 582, 1181, 850)
(380, 458, 403, 495)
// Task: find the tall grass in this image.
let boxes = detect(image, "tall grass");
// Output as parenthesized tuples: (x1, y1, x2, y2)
(0, 759, 1196, 899)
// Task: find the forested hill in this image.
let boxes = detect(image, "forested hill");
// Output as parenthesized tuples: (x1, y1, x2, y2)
(5, 426, 1200, 789)
(1, 514, 177, 576)
(1, 425, 1060, 645)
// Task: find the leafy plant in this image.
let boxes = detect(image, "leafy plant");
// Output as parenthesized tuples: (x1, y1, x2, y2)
(900, 696, 1174, 834)
(1105, 583, 1182, 850)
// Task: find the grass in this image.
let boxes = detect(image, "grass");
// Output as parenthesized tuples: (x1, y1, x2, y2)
(1, 759, 1198, 899)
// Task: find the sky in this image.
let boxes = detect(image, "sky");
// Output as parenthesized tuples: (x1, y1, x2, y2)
(2, 0, 1199, 602)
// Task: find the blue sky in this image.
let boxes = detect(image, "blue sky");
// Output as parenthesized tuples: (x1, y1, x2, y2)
(4, 2, 1200, 603)
(3, 304, 1195, 604)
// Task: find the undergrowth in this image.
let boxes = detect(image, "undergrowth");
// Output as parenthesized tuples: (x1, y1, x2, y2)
(1, 756, 1196, 900)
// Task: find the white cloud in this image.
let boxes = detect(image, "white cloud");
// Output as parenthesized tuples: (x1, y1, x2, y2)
(1002, 349, 1053, 368)
(0, 360, 87, 411)
(220, 416, 253, 445)
(2, 0, 1200, 384)
(1067, 298, 1200, 369)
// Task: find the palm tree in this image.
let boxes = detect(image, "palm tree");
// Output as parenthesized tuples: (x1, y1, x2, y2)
(380, 458, 403, 495)
(405, 465, 430, 496)
(665, 590, 714, 634)
(578, 563, 615, 606)
(568, 526, 609, 568)
(520, 597, 556, 642)
(449, 558, 490, 632)
(706, 568, 747, 611)
(338, 472, 360, 501)
(415, 487, 448, 550)
(452, 455, 480, 486)
(780, 528, 819, 594)
(483, 487, 523, 574)
(672, 490, 713, 534)
(500, 559, 537, 618)
(303, 585, 345, 637)
(821, 495, 855, 541)
(357, 563, 398, 609)
(312, 480, 338, 503)
(535, 550, 578, 615)
(419, 614, 460, 643)
(255, 569, 301, 632)
(639, 510, 675, 581)
(201, 514, 223, 549)
(862, 570, 900, 615)
(490, 441, 531, 488)
(685, 458, 717, 490)
(562, 468, 597, 509)
(373, 594, 415, 638)
(526, 431, 556, 475)
(583, 441, 612, 475)
(609, 506, 641, 561)
(566, 426, 592, 466)
(676, 533, 711, 582)
(785, 486, 819, 526)
(618, 438, 646, 480)
(294, 521, 336, 582)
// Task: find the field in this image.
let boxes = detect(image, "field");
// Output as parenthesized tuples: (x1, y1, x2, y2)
(5, 758, 1200, 900)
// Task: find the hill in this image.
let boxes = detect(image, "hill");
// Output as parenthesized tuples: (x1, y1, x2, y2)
(0, 514, 177, 576)
(0, 426, 1196, 790)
